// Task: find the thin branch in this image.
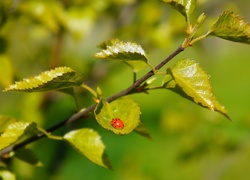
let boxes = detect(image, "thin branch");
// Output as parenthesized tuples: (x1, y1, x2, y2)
(0, 45, 184, 155)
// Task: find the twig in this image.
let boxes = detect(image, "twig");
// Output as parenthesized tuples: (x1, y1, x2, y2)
(0, 45, 184, 156)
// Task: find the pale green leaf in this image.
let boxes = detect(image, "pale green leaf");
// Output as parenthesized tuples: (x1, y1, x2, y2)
(0, 121, 37, 151)
(168, 59, 230, 119)
(3, 67, 84, 92)
(14, 148, 43, 166)
(0, 167, 16, 180)
(207, 11, 250, 44)
(63, 128, 111, 169)
(94, 97, 141, 135)
(163, 0, 197, 21)
(94, 38, 148, 63)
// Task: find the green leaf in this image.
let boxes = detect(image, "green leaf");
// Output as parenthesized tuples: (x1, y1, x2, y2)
(94, 97, 141, 135)
(3, 67, 84, 92)
(0, 166, 16, 180)
(134, 122, 152, 140)
(0, 115, 17, 133)
(19, 1, 66, 34)
(167, 59, 230, 119)
(0, 121, 37, 151)
(14, 148, 43, 166)
(63, 128, 111, 169)
(207, 11, 250, 44)
(163, 0, 197, 22)
(95, 39, 147, 62)
(94, 39, 148, 72)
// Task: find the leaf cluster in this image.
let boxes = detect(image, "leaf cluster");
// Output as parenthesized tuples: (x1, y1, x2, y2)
(1, 0, 250, 178)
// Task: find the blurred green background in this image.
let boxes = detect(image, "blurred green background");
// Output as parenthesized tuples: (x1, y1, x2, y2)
(1, 0, 250, 179)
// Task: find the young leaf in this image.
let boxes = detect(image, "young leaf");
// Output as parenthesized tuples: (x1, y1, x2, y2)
(94, 39, 148, 72)
(0, 166, 16, 180)
(94, 97, 141, 135)
(95, 39, 147, 61)
(14, 148, 43, 166)
(0, 121, 37, 151)
(207, 11, 250, 44)
(63, 128, 111, 169)
(3, 67, 84, 92)
(167, 59, 230, 119)
(163, 0, 197, 22)
(0, 115, 17, 133)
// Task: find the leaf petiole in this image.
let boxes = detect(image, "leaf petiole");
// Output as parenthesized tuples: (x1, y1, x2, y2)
(37, 127, 63, 141)
(81, 84, 97, 98)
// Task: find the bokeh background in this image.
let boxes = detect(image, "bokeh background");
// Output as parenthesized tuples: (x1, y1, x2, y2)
(0, 0, 250, 179)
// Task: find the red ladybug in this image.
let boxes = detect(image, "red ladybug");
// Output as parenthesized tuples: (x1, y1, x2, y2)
(111, 118, 124, 129)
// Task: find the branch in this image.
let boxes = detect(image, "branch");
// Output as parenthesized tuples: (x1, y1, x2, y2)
(0, 45, 184, 156)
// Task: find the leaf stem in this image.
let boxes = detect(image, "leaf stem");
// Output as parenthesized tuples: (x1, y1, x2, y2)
(190, 33, 209, 45)
(82, 84, 97, 98)
(72, 90, 80, 111)
(37, 127, 63, 141)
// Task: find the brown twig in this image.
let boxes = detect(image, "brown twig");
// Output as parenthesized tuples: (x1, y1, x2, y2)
(0, 45, 184, 156)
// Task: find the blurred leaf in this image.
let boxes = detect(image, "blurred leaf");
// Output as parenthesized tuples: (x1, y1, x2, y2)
(0, 166, 16, 180)
(207, 11, 250, 44)
(14, 148, 43, 166)
(63, 128, 111, 169)
(19, 1, 66, 33)
(94, 97, 141, 135)
(167, 59, 230, 119)
(3, 67, 84, 92)
(134, 122, 152, 140)
(66, 6, 96, 39)
(163, 0, 197, 21)
(0, 55, 13, 87)
(94, 39, 148, 72)
(0, 121, 37, 151)
(0, 37, 7, 54)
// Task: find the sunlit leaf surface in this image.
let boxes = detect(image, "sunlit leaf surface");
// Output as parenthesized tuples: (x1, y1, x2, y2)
(4, 67, 84, 92)
(207, 11, 250, 44)
(94, 38, 148, 72)
(167, 59, 230, 119)
(64, 128, 111, 169)
(94, 97, 141, 135)
(95, 39, 147, 61)
(0, 121, 37, 151)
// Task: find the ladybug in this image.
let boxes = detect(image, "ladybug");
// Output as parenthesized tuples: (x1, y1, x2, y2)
(111, 118, 124, 129)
